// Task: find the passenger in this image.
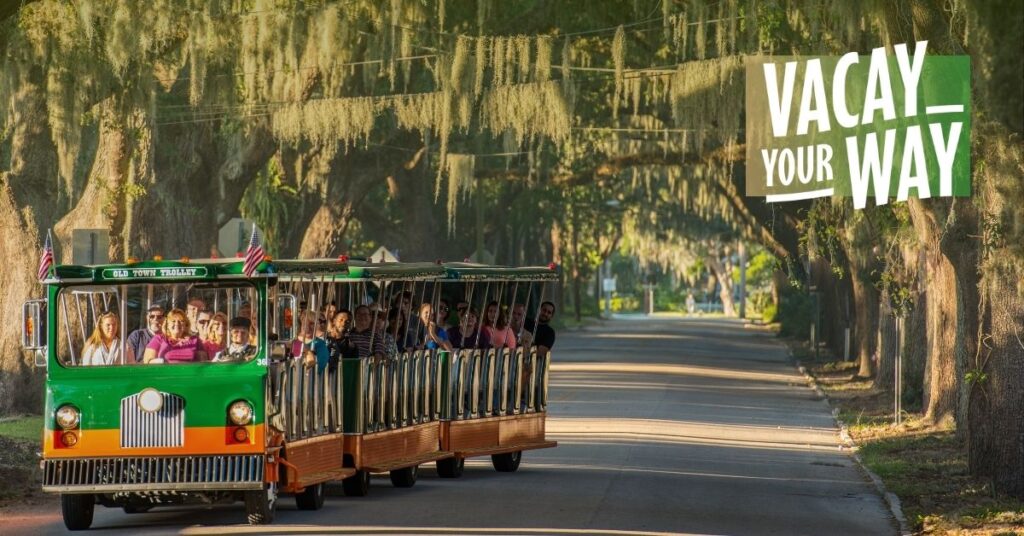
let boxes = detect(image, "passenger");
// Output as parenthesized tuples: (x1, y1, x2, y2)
(325, 309, 358, 370)
(510, 303, 527, 341)
(523, 301, 557, 357)
(126, 305, 164, 363)
(521, 301, 557, 406)
(195, 309, 213, 342)
(454, 300, 470, 327)
(213, 317, 257, 362)
(448, 308, 491, 350)
(437, 299, 453, 329)
(392, 291, 419, 349)
(82, 311, 122, 366)
(292, 312, 329, 374)
(314, 314, 328, 339)
(387, 304, 410, 353)
(377, 310, 400, 359)
(203, 312, 228, 358)
(237, 302, 257, 339)
(347, 305, 386, 360)
(143, 309, 208, 363)
(417, 303, 453, 351)
(482, 301, 517, 350)
(185, 298, 206, 336)
(324, 301, 338, 324)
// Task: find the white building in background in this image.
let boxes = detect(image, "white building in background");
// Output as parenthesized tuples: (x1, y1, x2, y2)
(370, 246, 399, 263)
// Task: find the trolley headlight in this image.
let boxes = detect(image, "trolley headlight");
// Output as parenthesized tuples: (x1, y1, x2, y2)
(55, 405, 80, 430)
(137, 388, 164, 413)
(228, 401, 253, 426)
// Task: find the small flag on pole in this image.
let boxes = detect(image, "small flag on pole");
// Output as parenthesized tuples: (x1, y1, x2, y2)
(37, 229, 54, 281)
(242, 226, 265, 278)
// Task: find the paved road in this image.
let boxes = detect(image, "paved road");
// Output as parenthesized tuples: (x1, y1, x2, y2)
(5, 316, 895, 535)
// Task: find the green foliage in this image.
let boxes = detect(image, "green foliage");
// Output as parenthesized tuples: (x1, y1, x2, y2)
(761, 300, 778, 323)
(965, 369, 989, 386)
(0, 415, 42, 442)
(239, 159, 297, 255)
(776, 288, 814, 339)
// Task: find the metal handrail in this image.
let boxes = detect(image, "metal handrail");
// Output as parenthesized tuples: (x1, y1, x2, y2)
(269, 357, 344, 442)
(445, 345, 551, 420)
(314, 344, 551, 437)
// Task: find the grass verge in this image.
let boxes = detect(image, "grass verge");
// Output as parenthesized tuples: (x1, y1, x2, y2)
(0, 415, 43, 505)
(787, 339, 1024, 535)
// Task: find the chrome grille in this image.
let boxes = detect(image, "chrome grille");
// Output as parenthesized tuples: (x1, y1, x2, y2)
(42, 455, 264, 492)
(120, 392, 185, 448)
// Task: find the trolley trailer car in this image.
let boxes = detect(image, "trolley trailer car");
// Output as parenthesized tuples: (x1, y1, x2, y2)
(22, 257, 558, 529)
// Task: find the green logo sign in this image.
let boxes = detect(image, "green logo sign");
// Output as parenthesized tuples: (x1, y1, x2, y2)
(102, 267, 209, 279)
(745, 41, 970, 208)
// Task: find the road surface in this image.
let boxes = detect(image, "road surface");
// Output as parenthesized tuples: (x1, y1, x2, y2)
(4, 316, 895, 535)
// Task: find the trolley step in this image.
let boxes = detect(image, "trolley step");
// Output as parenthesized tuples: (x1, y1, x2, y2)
(454, 440, 557, 459)
(293, 468, 358, 489)
(362, 450, 455, 473)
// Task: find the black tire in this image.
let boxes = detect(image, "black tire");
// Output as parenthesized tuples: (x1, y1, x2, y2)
(389, 465, 418, 488)
(61, 494, 95, 531)
(492, 450, 523, 472)
(244, 482, 277, 525)
(295, 482, 325, 510)
(341, 470, 370, 497)
(436, 457, 464, 478)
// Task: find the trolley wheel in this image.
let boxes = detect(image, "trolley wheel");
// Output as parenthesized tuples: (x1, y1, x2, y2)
(436, 457, 464, 478)
(244, 482, 277, 525)
(61, 494, 95, 531)
(492, 450, 523, 472)
(342, 470, 370, 497)
(390, 465, 419, 488)
(295, 482, 325, 510)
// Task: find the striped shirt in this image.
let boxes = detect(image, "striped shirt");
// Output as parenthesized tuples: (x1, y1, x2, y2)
(348, 329, 385, 359)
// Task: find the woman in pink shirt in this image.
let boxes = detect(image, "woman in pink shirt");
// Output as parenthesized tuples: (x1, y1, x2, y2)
(143, 308, 208, 364)
(481, 301, 517, 351)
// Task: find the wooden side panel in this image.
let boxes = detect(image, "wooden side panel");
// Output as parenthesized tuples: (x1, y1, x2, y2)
(499, 412, 546, 445)
(445, 412, 548, 451)
(447, 418, 500, 451)
(347, 422, 441, 469)
(283, 434, 344, 483)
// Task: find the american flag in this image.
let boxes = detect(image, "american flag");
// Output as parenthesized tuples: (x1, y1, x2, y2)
(242, 226, 265, 277)
(37, 229, 54, 281)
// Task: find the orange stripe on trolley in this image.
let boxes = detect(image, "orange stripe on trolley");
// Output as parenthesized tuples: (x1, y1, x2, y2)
(42, 425, 265, 458)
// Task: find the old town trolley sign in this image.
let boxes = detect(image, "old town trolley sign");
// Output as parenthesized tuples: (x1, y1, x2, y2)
(23, 257, 558, 529)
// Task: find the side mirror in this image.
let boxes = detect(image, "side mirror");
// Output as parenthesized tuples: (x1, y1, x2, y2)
(275, 293, 297, 341)
(269, 341, 290, 362)
(22, 300, 46, 350)
(22, 300, 47, 368)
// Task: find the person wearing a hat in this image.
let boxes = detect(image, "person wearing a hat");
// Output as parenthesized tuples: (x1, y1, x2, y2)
(213, 317, 256, 363)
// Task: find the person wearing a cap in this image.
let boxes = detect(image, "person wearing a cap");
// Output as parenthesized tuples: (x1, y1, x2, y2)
(213, 317, 257, 363)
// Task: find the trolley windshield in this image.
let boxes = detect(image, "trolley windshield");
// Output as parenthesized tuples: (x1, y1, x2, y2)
(55, 282, 259, 367)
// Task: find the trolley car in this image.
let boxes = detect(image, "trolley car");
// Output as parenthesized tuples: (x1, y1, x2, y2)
(22, 257, 558, 529)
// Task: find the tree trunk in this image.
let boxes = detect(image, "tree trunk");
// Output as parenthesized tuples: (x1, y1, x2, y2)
(907, 198, 968, 425)
(570, 209, 582, 322)
(705, 254, 736, 316)
(873, 293, 897, 390)
(970, 261, 1024, 496)
(850, 270, 878, 378)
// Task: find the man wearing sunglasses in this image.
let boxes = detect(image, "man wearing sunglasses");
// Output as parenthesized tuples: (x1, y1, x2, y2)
(126, 305, 165, 363)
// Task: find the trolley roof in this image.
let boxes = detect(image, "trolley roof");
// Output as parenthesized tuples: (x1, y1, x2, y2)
(442, 262, 560, 281)
(46, 258, 558, 284)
